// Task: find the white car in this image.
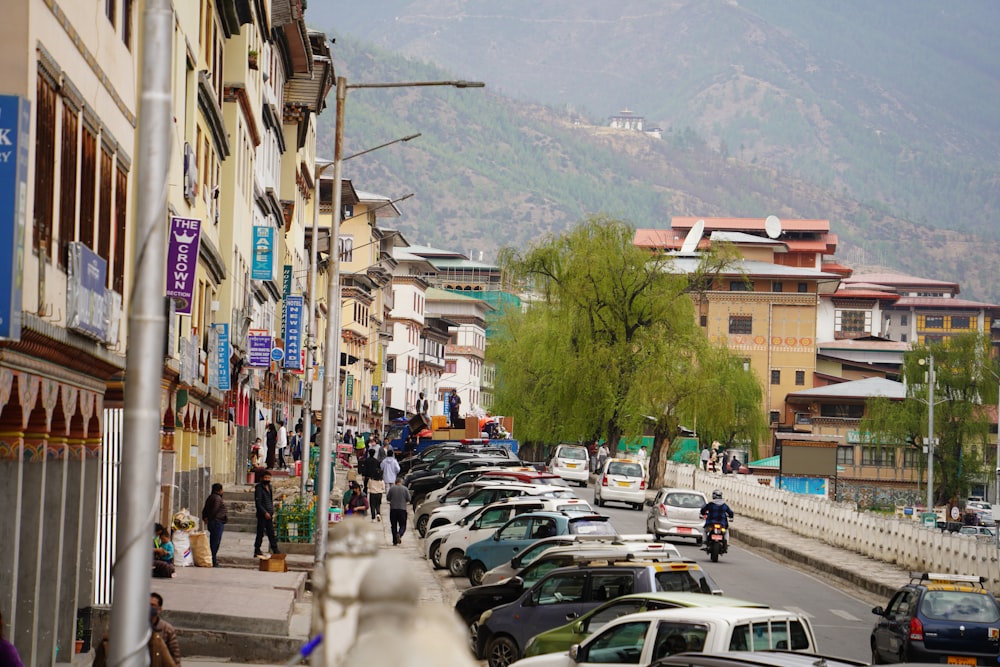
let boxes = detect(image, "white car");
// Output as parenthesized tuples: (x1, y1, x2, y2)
(548, 444, 591, 487)
(436, 496, 594, 575)
(425, 484, 577, 537)
(422, 466, 520, 506)
(967, 500, 995, 526)
(594, 458, 647, 510)
(510, 607, 817, 667)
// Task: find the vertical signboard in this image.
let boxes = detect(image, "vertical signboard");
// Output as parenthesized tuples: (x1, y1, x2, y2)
(67, 242, 109, 341)
(282, 265, 292, 297)
(251, 226, 275, 281)
(247, 329, 272, 367)
(212, 323, 231, 390)
(166, 217, 203, 314)
(0, 95, 29, 340)
(283, 295, 303, 370)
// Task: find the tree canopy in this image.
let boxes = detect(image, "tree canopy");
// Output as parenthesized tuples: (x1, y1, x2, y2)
(489, 215, 767, 482)
(861, 333, 997, 505)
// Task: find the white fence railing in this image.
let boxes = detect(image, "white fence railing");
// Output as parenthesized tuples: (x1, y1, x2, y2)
(662, 461, 1000, 592)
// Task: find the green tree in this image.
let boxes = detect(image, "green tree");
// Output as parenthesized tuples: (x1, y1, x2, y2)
(490, 215, 767, 484)
(862, 333, 995, 505)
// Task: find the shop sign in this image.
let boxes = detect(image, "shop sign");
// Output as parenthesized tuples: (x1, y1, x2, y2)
(251, 226, 275, 280)
(0, 95, 29, 341)
(165, 216, 202, 314)
(283, 295, 303, 370)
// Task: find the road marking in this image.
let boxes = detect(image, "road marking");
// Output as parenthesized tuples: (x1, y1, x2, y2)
(830, 609, 861, 622)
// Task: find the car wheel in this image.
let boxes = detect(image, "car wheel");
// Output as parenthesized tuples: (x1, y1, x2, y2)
(594, 493, 604, 507)
(468, 560, 488, 587)
(430, 540, 444, 569)
(634, 502, 643, 511)
(487, 634, 519, 667)
(579, 480, 588, 488)
(447, 550, 468, 577)
(870, 641, 881, 665)
(416, 514, 429, 537)
(694, 537, 703, 546)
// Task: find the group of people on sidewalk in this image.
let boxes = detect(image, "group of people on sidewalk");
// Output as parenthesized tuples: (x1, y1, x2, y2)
(342, 443, 412, 545)
(700, 444, 747, 474)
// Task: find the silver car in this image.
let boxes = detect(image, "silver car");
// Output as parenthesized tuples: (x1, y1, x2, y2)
(646, 487, 707, 544)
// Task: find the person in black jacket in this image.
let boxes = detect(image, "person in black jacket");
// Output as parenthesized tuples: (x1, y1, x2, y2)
(201, 483, 228, 567)
(361, 448, 381, 493)
(253, 471, 279, 558)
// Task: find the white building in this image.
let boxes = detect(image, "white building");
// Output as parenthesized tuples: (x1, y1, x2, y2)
(426, 287, 492, 417)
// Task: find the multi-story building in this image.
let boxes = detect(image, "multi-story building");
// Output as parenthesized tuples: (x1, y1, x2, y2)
(635, 217, 842, 454)
(426, 287, 492, 417)
(0, 0, 139, 661)
(386, 245, 435, 421)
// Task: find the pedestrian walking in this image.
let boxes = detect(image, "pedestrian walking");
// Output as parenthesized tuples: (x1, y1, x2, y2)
(700, 446, 711, 470)
(721, 453, 732, 475)
(201, 482, 227, 567)
(597, 442, 610, 473)
(276, 419, 288, 469)
(362, 447, 380, 493)
(253, 471, 280, 558)
(345, 480, 370, 516)
(265, 422, 277, 469)
(386, 478, 411, 545)
(368, 473, 385, 522)
(291, 423, 303, 464)
(380, 448, 400, 485)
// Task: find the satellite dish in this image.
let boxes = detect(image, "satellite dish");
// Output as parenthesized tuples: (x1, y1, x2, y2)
(679, 219, 705, 253)
(765, 215, 782, 239)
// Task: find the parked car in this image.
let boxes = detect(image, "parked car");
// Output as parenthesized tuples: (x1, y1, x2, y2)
(524, 591, 768, 658)
(436, 497, 594, 574)
(408, 457, 525, 506)
(454, 544, 689, 627)
(966, 500, 995, 526)
(548, 443, 591, 487)
(420, 483, 579, 538)
(463, 511, 618, 587)
(415, 480, 507, 534)
(422, 466, 522, 506)
(651, 651, 865, 667)
(958, 525, 995, 537)
(508, 607, 818, 667)
(481, 468, 570, 486)
(480, 533, 659, 586)
(398, 442, 462, 476)
(595, 458, 647, 510)
(646, 488, 708, 545)
(871, 571, 1000, 664)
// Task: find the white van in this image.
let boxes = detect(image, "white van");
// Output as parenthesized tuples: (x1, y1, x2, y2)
(549, 444, 591, 487)
(511, 607, 816, 667)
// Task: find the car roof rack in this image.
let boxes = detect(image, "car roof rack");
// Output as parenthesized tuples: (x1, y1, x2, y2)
(909, 572, 986, 587)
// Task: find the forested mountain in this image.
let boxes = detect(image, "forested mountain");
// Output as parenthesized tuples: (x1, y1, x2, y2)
(310, 4, 1000, 301)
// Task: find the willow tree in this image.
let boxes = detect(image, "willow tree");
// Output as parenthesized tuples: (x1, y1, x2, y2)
(490, 214, 766, 477)
(861, 333, 996, 505)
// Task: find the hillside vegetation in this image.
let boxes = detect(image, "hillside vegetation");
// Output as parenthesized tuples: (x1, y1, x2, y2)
(318, 35, 1000, 303)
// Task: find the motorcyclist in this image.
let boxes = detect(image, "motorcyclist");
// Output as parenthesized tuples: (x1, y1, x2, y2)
(700, 489, 734, 531)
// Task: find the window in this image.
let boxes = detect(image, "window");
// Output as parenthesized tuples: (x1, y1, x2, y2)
(445, 360, 456, 373)
(105, 0, 116, 26)
(797, 282, 808, 293)
(836, 310, 870, 335)
(339, 235, 353, 262)
(862, 447, 893, 467)
(98, 146, 114, 282)
(901, 315, 909, 326)
(33, 71, 57, 258)
(122, 0, 134, 48)
(79, 125, 98, 250)
(58, 104, 79, 269)
(583, 620, 651, 664)
(837, 446, 855, 466)
(951, 316, 971, 330)
(770, 369, 781, 385)
(772, 282, 783, 292)
(924, 315, 944, 329)
(795, 370, 805, 386)
(113, 164, 128, 293)
(769, 411, 780, 424)
(901, 334, 908, 342)
(730, 280, 752, 291)
(820, 404, 865, 419)
(902, 448, 921, 468)
(699, 315, 707, 327)
(729, 315, 752, 335)
(589, 574, 634, 602)
(532, 572, 587, 605)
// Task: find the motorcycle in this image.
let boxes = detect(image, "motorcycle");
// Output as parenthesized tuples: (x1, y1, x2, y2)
(703, 522, 728, 562)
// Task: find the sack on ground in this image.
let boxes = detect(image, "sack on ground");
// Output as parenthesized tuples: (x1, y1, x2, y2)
(190, 530, 213, 567)
(172, 530, 193, 566)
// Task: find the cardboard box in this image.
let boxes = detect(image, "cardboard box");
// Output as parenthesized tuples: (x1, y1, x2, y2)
(258, 553, 287, 572)
(431, 415, 449, 430)
(464, 418, 480, 439)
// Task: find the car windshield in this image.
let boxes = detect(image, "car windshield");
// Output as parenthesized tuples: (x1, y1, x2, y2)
(666, 492, 705, 508)
(607, 461, 643, 477)
(569, 519, 617, 536)
(654, 570, 707, 593)
(920, 591, 1000, 622)
(558, 503, 594, 513)
(558, 447, 588, 460)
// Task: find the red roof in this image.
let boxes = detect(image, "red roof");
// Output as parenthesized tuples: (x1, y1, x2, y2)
(670, 217, 831, 233)
(830, 289, 900, 301)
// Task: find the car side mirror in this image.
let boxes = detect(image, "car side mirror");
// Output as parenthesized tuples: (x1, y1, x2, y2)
(460, 499, 470, 507)
(511, 575, 524, 588)
(493, 531, 501, 541)
(872, 606, 885, 616)
(644, 499, 654, 507)
(572, 620, 585, 633)
(569, 644, 582, 662)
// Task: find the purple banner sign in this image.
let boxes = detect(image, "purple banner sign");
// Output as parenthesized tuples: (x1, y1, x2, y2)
(166, 216, 203, 314)
(248, 330, 272, 368)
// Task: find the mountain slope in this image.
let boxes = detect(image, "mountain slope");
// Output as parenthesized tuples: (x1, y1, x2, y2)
(317, 37, 1000, 303)
(311, 1, 1000, 247)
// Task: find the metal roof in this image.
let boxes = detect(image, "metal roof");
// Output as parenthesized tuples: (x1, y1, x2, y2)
(785, 376, 906, 400)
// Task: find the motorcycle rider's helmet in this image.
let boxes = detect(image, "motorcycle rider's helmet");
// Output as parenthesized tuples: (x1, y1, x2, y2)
(712, 489, 723, 500)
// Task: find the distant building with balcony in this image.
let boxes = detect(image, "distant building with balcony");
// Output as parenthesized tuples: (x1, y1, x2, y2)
(426, 287, 492, 417)
(609, 109, 644, 131)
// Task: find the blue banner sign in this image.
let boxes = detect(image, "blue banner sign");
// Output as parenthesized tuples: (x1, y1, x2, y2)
(0, 95, 29, 340)
(213, 323, 231, 390)
(283, 295, 304, 370)
(251, 226, 275, 281)
(67, 242, 109, 341)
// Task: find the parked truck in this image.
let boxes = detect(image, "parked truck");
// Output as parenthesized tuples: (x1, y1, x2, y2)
(386, 414, 518, 455)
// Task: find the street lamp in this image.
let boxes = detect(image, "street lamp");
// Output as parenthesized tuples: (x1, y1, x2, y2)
(918, 354, 936, 511)
(315, 76, 485, 564)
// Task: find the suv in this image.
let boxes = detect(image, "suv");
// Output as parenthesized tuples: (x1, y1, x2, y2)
(463, 511, 617, 587)
(871, 571, 1000, 664)
(475, 562, 723, 667)
(548, 443, 591, 487)
(455, 547, 694, 628)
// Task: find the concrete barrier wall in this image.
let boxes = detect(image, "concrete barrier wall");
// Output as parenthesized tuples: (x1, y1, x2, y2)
(662, 462, 1000, 593)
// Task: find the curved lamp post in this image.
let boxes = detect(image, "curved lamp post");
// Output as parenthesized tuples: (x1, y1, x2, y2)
(315, 77, 484, 563)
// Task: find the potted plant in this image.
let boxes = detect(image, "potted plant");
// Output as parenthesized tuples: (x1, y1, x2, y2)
(75, 617, 85, 653)
(247, 48, 259, 70)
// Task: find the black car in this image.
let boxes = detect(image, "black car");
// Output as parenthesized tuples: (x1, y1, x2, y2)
(408, 458, 525, 505)
(871, 571, 1000, 665)
(398, 442, 463, 476)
